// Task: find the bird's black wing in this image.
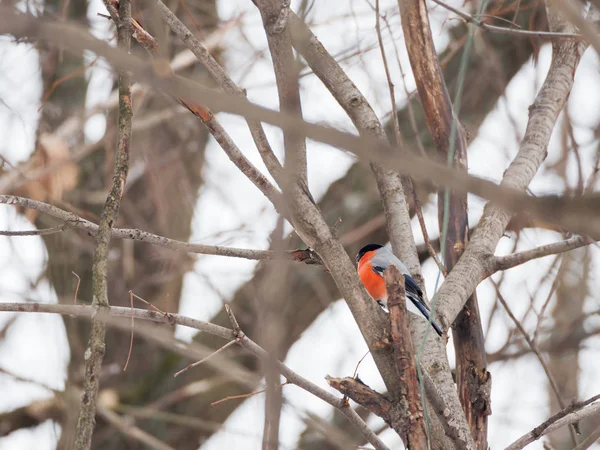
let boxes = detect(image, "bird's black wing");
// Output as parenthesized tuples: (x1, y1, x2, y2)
(404, 274, 427, 309)
(405, 275, 443, 337)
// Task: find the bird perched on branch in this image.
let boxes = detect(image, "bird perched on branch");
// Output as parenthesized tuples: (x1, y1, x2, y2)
(356, 244, 443, 337)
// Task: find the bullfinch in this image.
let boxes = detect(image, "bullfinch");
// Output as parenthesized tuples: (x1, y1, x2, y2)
(356, 244, 443, 336)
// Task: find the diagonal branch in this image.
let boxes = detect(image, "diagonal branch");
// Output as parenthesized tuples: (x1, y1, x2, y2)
(155, 0, 284, 185)
(434, 0, 591, 330)
(505, 395, 600, 450)
(0, 301, 388, 450)
(495, 235, 595, 271)
(3, 10, 600, 239)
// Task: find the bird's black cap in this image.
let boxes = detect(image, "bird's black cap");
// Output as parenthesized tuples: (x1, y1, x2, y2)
(355, 243, 383, 264)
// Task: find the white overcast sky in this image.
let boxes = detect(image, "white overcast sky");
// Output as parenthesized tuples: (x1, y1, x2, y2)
(1, 0, 600, 449)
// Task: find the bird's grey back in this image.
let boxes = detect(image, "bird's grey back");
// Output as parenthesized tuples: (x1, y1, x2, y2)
(370, 246, 410, 275)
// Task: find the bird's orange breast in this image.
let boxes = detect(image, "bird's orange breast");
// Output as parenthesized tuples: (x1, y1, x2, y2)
(358, 260, 387, 301)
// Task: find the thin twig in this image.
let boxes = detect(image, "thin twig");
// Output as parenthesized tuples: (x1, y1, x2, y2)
(0, 224, 68, 236)
(431, 0, 583, 39)
(210, 381, 291, 408)
(123, 291, 135, 372)
(411, 187, 447, 276)
(210, 387, 270, 407)
(491, 279, 578, 443)
(174, 339, 238, 378)
(72, 271, 81, 305)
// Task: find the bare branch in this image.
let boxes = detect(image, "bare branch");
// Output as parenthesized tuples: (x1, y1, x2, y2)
(0, 195, 323, 264)
(505, 395, 600, 450)
(154, 0, 284, 184)
(326, 376, 393, 423)
(173, 339, 239, 378)
(397, 0, 487, 445)
(431, 0, 583, 40)
(74, 1, 132, 447)
(495, 235, 594, 271)
(2, 12, 600, 239)
(0, 301, 387, 450)
(0, 224, 69, 236)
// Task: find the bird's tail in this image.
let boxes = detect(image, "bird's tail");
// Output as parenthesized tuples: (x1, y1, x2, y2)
(408, 295, 444, 337)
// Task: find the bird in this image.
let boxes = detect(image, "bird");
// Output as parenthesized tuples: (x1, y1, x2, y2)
(356, 244, 443, 337)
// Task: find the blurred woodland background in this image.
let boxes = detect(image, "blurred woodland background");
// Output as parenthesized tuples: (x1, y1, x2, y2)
(0, 0, 600, 449)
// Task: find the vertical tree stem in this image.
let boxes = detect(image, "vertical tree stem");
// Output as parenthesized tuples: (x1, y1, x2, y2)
(73, 1, 133, 448)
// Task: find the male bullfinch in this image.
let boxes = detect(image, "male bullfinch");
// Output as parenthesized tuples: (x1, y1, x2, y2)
(356, 244, 443, 337)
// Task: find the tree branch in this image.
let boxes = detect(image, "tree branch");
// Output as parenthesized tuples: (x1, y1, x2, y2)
(74, 1, 132, 448)
(384, 266, 429, 449)
(3, 11, 600, 239)
(505, 395, 600, 450)
(0, 195, 324, 264)
(434, 1, 591, 330)
(0, 301, 388, 450)
(495, 235, 594, 271)
(154, 0, 284, 185)
(397, 0, 487, 446)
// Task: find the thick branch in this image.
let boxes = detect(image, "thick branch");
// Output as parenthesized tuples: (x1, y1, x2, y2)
(398, 0, 488, 446)
(384, 266, 428, 449)
(325, 376, 393, 424)
(434, 3, 591, 329)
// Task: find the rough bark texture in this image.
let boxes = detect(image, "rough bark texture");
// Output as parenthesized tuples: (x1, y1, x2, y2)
(397, 0, 491, 446)
(385, 266, 429, 449)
